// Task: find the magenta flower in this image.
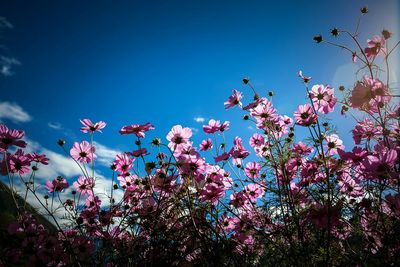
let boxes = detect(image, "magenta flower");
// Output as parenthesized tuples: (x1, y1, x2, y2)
(46, 176, 69, 193)
(119, 122, 155, 138)
(130, 148, 149, 157)
(309, 84, 337, 114)
(70, 141, 96, 163)
(294, 104, 317, 126)
(199, 138, 213, 151)
(73, 176, 95, 195)
(224, 89, 243, 109)
(28, 152, 49, 165)
(80, 119, 106, 133)
(244, 162, 261, 179)
(8, 149, 31, 175)
(166, 125, 192, 149)
(214, 152, 230, 163)
(0, 124, 27, 152)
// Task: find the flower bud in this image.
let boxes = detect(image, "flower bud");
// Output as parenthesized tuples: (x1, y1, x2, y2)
(382, 29, 392, 40)
(57, 139, 65, 146)
(313, 35, 323, 43)
(360, 6, 368, 14)
(330, 28, 339, 37)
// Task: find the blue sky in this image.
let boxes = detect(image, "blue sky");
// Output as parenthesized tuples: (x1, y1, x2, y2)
(0, 0, 399, 191)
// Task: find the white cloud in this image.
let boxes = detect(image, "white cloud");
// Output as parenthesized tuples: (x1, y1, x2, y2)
(3, 138, 125, 226)
(0, 56, 20, 76)
(48, 121, 63, 130)
(93, 141, 121, 167)
(193, 117, 205, 123)
(0, 101, 32, 123)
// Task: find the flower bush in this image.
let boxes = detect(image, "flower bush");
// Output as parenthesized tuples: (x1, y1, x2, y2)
(0, 7, 399, 267)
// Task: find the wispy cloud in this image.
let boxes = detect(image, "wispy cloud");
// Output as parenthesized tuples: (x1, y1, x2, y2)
(0, 17, 13, 29)
(0, 56, 20, 76)
(193, 116, 205, 123)
(93, 141, 121, 167)
(0, 101, 32, 123)
(48, 121, 63, 130)
(190, 127, 199, 135)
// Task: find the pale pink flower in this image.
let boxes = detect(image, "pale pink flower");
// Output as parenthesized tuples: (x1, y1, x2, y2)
(80, 119, 106, 133)
(70, 141, 96, 163)
(244, 183, 264, 202)
(166, 125, 192, 149)
(325, 134, 344, 155)
(73, 176, 95, 195)
(203, 119, 229, 134)
(309, 84, 337, 114)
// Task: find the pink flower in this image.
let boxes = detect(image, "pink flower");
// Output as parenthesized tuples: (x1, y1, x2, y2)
(309, 84, 337, 114)
(338, 174, 363, 198)
(73, 176, 95, 195)
(130, 148, 149, 157)
(70, 141, 96, 163)
(292, 142, 313, 155)
(214, 152, 230, 163)
(244, 162, 261, 179)
(364, 35, 386, 60)
(28, 153, 49, 165)
(0, 124, 27, 152)
(80, 119, 106, 133)
(294, 104, 318, 126)
(8, 149, 31, 175)
(119, 122, 155, 138)
(113, 153, 134, 174)
(46, 176, 69, 193)
(349, 76, 390, 112)
(352, 118, 382, 144)
(199, 183, 225, 204)
(199, 138, 213, 151)
(203, 119, 230, 134)
(244, 183, 264, 202)
(224, 89, 243, 109)
(297, 70, 312, 83)
(250, 99, 277, 124)
(230, 137, 250, 165)
(325, 134, 344, 155)
(166, 125, 192, 149)
(249, 133, 265, 148)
